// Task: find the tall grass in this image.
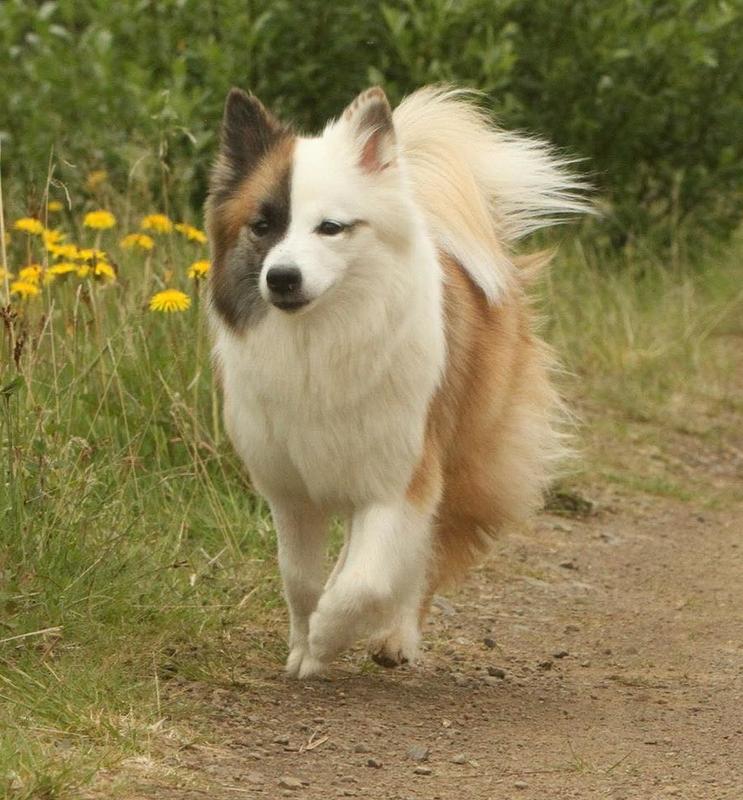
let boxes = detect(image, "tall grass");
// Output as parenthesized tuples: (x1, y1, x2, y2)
(1, 188, 741, 797)
(0, 199, 282, 798)
(546, 237, 742, 501)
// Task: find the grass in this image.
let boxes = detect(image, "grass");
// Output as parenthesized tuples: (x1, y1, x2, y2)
(545, 236, 743, 502)
(1, 189, 741, 798)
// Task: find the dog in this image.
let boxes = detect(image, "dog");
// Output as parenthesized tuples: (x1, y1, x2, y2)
(205, 85, 588, 678)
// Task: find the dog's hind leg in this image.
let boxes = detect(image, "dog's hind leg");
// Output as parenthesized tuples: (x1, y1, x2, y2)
(269, 498, 329, 678)
(302, 500, 434, 678)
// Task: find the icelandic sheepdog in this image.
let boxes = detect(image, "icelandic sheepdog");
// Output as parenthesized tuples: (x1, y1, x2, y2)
(206, 86, 588, 678)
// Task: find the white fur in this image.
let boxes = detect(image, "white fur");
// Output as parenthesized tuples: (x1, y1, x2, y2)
(212, 86, 587, 677)
(214, 97, 444, 675)
(393, 86, 591, 301)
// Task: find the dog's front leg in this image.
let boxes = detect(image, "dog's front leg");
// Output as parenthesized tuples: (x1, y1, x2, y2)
(302, 500, 433, 678)
(270, 499, 328, 677)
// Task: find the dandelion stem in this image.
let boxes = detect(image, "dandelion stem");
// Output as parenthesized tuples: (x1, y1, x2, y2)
(0, 141, 9, 304)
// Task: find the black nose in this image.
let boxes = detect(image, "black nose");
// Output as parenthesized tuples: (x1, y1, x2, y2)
(266, 265, 302, 295)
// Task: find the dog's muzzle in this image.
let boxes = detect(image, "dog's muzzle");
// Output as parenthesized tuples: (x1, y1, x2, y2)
(266, 265, 309, 312)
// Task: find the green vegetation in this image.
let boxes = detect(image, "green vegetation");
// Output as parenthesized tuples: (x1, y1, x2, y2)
(1, 1, 742, 797)
(2, 0, 742, 248)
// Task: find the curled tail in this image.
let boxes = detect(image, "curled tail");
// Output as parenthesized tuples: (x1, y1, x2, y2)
(393, 86, 592, 300)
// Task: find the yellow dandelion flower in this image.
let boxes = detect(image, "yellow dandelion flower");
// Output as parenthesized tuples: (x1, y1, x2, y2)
(47, 262, 78, 278)
(47, 200, 64, 212)
(76, 248, 107, 262)
(120, 233, 155, 251)
(19, 265, 43, 285)
(11, 280, 41, 298)
(174, 223, 207, 244)
(48, 242, 80, 260)
(84, 210, 117, 230)
(42, 228, 66, 248)
(13, 217, 44, 236)
(187, 260, 211, 280)
(86, 169, 108, 190)
(93, 262, 116, 281)
(140, 214, 173, 234)
(149, 289, 191, 313)
(76, 264, 90, 279)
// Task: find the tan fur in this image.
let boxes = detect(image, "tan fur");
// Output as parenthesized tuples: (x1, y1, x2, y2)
(409, 253, 562, 607)
(393, 87, 591, 301)
(207, 135, 295, 250)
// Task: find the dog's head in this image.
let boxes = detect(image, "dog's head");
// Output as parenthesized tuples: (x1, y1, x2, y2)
(206, 87, 411, 329)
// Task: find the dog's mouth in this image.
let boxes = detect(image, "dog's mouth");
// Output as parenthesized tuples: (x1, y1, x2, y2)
(271, 297, 311, 313)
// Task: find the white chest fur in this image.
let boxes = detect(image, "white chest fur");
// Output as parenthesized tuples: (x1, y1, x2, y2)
(214, 254, 444, 510)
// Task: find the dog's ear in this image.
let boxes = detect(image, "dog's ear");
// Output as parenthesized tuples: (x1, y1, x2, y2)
(342, 87, 396, 174)
(212, 88, 282, 195)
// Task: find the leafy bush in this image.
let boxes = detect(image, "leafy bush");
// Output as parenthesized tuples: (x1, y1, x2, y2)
(1, 0, 742, 249)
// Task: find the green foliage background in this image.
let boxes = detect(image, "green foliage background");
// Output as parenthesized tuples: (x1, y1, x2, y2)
(1, 0, 742, 250)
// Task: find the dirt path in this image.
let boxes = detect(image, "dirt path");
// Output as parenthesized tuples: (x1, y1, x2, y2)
(103, 472, 742, 800)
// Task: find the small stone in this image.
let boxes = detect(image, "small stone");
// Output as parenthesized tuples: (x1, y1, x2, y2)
(278, 776, 304, 790)
(273, 735, 291, 745)
(453, 673, 469, 687)
(553, 650, 569, 659)
(407, 744, 430, 762)
(354, 743, 371, 754)
(487, 666, 506, 678)
(514, 780, 529, 789)
(367, 758, 383, 769)
(537, 660, 553, 671)
(483, 637, 496, 649)
(452, 754, 467, 764)
(414, 766, 432, 775)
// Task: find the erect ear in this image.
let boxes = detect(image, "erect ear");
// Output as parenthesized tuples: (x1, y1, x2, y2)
(217, 88, 282, 182)
(342, 87, 396, 174)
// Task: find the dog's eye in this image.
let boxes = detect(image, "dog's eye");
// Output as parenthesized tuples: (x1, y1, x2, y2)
(250, 218, 270, 237)
(316, 220, 346, 236)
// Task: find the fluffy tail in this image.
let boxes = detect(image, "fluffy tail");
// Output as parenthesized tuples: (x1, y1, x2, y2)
(393, 86, 591, 300)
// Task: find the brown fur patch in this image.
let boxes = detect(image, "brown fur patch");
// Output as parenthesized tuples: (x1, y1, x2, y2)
(410, 252, 561, 613)
(221, 136, 295, 242)
(207, 135, 295, 257)
(206, 135, 295, 330)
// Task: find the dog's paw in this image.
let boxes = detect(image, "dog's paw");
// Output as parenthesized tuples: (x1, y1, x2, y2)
(297, 653, 326, 679)
(285, 644, 308, 678)
(368, 626, 419, 669)
(285, 644, 327, 680)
